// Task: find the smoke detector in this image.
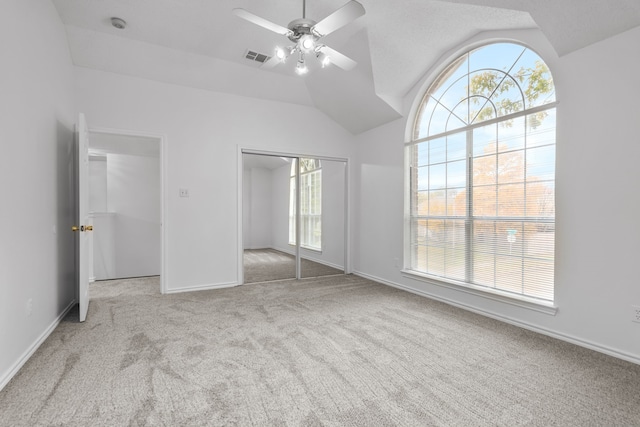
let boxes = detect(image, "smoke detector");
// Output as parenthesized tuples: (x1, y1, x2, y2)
(111, 17, 127, 30)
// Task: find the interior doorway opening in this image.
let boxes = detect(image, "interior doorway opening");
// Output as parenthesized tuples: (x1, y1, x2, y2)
(87, 129, 165, 292)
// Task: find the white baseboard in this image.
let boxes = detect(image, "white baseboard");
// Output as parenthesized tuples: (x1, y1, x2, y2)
(354, 270, 640, 366)
(0, 299, 76, 391)
(164, 281, 237, 294)
(268, 246, 344, 271)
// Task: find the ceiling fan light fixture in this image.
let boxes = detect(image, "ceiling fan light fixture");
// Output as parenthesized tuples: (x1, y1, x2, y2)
(295, 59, 309, 75)
(275, 47, 287, 61)
(299, 34, 315, 52)
(317, 51, 331, 68)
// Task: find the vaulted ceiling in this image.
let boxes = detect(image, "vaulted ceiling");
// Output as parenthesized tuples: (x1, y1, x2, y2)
(52, 0, 640, 134)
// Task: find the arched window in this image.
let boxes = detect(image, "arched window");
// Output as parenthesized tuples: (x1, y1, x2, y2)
(406, 42, 556, 302)
(289, 158, 322, 250)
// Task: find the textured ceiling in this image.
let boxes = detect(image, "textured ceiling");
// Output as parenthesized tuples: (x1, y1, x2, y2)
(52, 0, 640, 134)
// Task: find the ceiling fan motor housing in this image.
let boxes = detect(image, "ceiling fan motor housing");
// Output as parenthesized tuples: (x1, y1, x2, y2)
(287, 18, 318, 42)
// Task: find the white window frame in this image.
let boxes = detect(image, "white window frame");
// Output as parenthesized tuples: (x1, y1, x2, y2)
(403, 42, 557, 312)
(289, 158, 322, 251)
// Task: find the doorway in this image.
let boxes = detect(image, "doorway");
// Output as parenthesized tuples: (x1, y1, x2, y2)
(240, 150, 348, 284)
(87, 129, 166, 292)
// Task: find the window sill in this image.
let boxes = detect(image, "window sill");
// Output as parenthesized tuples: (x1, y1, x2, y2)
(400, 269, 557, 316)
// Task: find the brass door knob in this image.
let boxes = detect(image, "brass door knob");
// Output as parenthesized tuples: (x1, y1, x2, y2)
(86, 226, 93, 231)
(72, 226, 79, 232)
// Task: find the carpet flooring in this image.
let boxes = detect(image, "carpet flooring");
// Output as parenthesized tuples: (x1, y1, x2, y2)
(1, 275, 639, 426)
(244, 249, 344, 283)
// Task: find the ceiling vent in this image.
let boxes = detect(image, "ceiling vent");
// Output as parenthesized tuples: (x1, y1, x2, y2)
(244, 50, 271, 64)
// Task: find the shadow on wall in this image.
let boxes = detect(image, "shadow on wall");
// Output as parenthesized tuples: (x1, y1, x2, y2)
(55, 120, 77, 310)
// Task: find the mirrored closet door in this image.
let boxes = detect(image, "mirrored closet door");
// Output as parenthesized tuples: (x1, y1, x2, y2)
(242, 152, 347, 283)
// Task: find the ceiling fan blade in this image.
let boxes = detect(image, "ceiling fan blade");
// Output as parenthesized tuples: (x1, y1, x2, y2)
(232, 8, 291, 36)
(312, 1, 365, 37)
(318, 45, 357, 71)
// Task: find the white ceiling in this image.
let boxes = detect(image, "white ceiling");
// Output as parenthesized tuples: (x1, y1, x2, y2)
(52, 0, 640, 134)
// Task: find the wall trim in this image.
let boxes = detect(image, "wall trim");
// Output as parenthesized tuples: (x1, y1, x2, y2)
(164, 282, 237, 294)
(354, 270, 640, 366)
(0, 300, 76, 392)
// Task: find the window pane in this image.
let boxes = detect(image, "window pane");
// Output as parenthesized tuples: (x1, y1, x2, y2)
(473, 124, 497, 157)
(430, 138, 447, 164)
(447, 189, 466, 216)
(512, 48, 556, 108)
(414, 97, 438, 140)
(416, 190, 429, 215)
(495, 255, 523, 294)
(439, 75, 468, 110)
(427, 219, 445, 245)
(446, 114, 467, 133)
(446, 248, 466, 281)
(429, 164, 446, 190)
(472, 220, 496, 286)
(523, 259, 554, 300)
(497, 116, 525, 152)
(412, 244, 427, 272)
(468, 70, 499, 100)
(430, 55, 468, 101)
(417, 142, 428, 166)
(447, 160, 466, 188)
(523, 225, 554, 260)
(473, 251, 495, 287)
(473, 185, 496, 217)
(525, 182, 554, 218)
(427, 245, 445, 277)
(473, 220, 495, 251)
(429, 103, 453, 136)
(490, 75, 524, 118)
(473, 154, 496, 185)
(412, 219, 428, 245)
(526, 145, 555, 182)
(527, 110, 556, 148)
(469, 43, 525, 76)
(447, 132, 467, 161)
(497, 184, 525, 217)
(445, 220, 465, 251)
(428, 190, 447, 215)
(498, 150, 525, 184)
(417, 166, 429, 191)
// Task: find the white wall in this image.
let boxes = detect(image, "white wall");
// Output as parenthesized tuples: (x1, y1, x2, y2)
(244, 168, 273, 250)
(271, 163, 292, 254)
(89, 156, 107, 212)
(354, 28, 640, 363)
(74, 67, 356, 292)
(107, 153, 161, 278)
(0, 0, 76, 389)
(317, 160, 346, 269)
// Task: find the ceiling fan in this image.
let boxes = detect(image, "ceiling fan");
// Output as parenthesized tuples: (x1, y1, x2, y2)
(233, 0, 365, 75)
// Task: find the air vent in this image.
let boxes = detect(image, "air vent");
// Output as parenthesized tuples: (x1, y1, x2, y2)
(245, 50, 270, 64)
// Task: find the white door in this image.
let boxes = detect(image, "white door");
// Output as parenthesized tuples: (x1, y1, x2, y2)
(74, 113, 91, 322)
